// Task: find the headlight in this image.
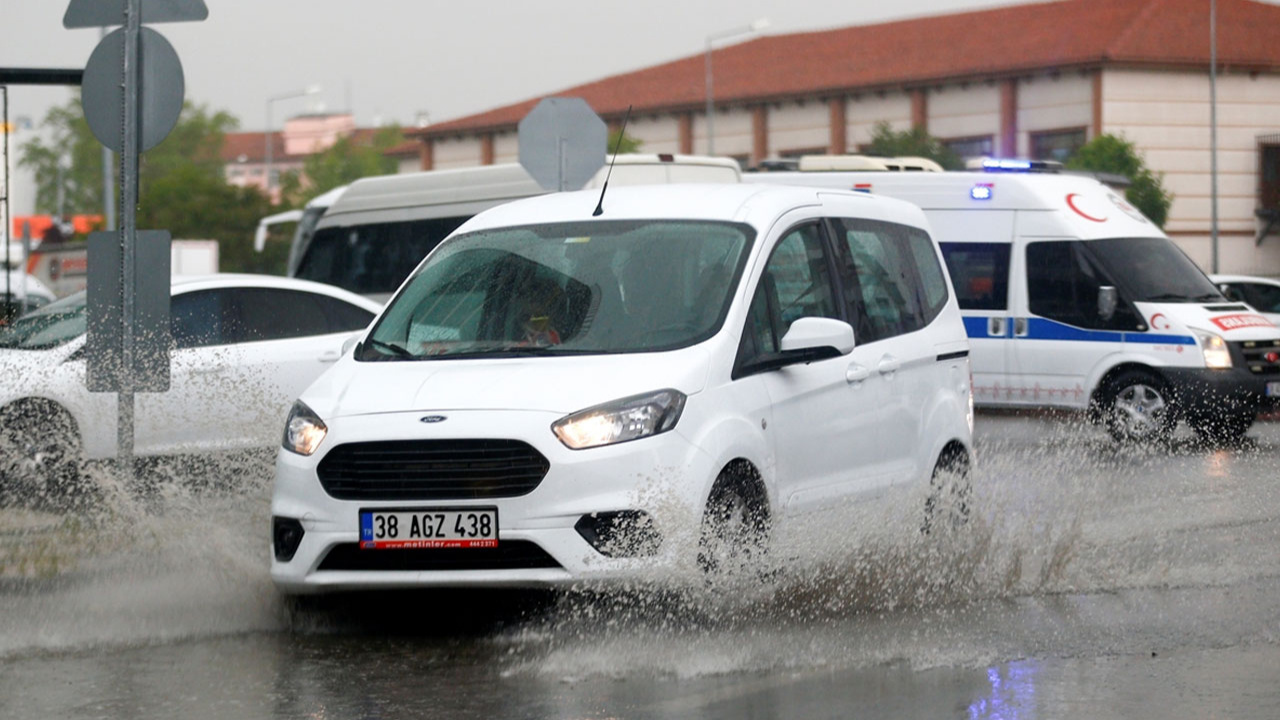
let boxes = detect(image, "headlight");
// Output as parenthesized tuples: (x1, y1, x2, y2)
(1191, 328, 1232, 369)
(552, 389, 686, 450)
(282, 401, 328, 456)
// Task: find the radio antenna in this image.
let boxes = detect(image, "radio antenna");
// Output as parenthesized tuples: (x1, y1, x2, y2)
(593, 104, 632, 217)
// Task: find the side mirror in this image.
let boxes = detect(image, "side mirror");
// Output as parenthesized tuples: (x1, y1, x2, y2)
(780, 317, 856, 356)
(1097, 286, 1118, 322)
(341, 333, 362, 357)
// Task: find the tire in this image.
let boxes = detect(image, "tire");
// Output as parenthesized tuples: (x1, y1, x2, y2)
(1189, 411, 1254, 446)
(697, 471, 770, 578)
(0, 403, 82, 509)
(1101, 369, 1176, 444)
(923, 445, 971, 534)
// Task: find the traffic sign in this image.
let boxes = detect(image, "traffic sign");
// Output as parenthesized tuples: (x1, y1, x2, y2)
(86, 230, 172, 393)
(518, 98, 607, 192)
(81, 26, 184, 153)
(64, 0, 208, 28)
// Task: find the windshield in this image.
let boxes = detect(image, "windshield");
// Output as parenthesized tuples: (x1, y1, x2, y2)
(0, 292, 86, 350)
(295, 216, 470, 296)
(1083, 237, 1225, 303)
(359, 220, 753, 360)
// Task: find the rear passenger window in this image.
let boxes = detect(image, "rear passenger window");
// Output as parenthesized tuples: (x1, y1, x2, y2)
(225, 289, 348, 343)
(831, 218, 925, 343)
(939, 242, 1011, 311)
(905, 229, 949, 323)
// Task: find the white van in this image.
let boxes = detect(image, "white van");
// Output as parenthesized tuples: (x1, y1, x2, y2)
(270, 183, 972, 591)
(747, 165, 1280, 443)
(289, 154, 742, 301)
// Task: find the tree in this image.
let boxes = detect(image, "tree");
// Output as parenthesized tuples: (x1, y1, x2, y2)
(864, 122, 963, 170)
(282, 125, 404, 206)
(607, 129, 643, 154)
(1066, 134, 1173, 228)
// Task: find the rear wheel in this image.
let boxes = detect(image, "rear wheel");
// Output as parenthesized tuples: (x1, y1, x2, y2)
(923, 445, 971, 534)
(697, 470, 770, 578)
(1101, 369, 1176, 444)
(0, 403, 81, 508)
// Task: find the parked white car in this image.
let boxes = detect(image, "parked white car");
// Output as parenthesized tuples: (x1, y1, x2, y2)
(0, 275, 381, 498)
(271, 184, 974, 593)
(1211, 274, 1280, 326)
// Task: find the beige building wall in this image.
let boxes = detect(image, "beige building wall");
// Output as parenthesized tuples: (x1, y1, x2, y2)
(693, 109, 753, 159)
(770, 101, 830, 155)
(433, 136, 484, 170)
(1103, 69, 1280, 275)
(628, 115, 681, 154)
(493, 131, 519, 164)
(929, 83, 1001, 143)
(846, 92, 913, 149)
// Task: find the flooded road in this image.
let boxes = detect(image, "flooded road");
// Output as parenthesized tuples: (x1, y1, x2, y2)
(2, 413, 1279, 719)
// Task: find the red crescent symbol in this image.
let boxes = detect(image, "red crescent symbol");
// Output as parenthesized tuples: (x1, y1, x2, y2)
(1150, 313, 1170, 330)
(1066, 193, 1107, 222)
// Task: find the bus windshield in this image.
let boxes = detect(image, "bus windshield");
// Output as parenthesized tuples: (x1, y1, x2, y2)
(294, 216, 469, 298)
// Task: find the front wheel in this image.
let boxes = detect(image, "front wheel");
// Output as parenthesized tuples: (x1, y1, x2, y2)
(697, 472, 770, 578)
(1101, 369, 1176, 444)
(0, 404, 81, 508)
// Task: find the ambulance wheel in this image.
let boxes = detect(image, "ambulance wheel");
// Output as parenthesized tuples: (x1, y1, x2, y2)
(1189, 412, 1253, 446)
(1102, 369, 1175, 443)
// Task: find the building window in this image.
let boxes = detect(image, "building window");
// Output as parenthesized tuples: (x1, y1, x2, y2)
(943, 135, 993, 160)
(1260, 140, 1280, 211)
(1030, 128, 1087, 163)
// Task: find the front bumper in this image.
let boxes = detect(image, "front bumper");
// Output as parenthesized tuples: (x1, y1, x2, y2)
(269, 409, 714, 594)
(1162, 365, 1280, 419)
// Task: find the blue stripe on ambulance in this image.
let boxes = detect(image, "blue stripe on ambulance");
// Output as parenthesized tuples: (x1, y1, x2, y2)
(962, 316, 1195, 345)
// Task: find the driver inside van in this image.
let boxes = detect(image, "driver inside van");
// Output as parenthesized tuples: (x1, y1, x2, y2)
(516, 277, 564, 346)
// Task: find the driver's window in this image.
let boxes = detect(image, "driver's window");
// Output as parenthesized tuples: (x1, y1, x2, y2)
(739, 224, 838, 367)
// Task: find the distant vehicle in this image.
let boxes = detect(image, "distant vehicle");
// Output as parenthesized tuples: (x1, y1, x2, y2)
(287, 154, 743, 301)
(747, 159, 1280, 444)
(254, 184, 349, 278)
(0, 275, 381, 501)
(270, 183, 972, 593)
(1211, 275, 1280, 326)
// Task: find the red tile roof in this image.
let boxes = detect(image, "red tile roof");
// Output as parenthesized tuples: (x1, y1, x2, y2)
(415, 0, 1280, 137)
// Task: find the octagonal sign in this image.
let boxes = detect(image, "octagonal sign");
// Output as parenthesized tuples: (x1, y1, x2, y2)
(518, 97, 606, 192)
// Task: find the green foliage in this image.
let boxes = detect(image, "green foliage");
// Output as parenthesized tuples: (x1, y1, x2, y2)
(283, 125, 404, 207)
(1066, 134, 1173, 228)
(865, 122, 963, 170)
(607, 129, 643, 155)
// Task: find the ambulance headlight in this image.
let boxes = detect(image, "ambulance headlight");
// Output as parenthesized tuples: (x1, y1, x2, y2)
(1191, 329, 1232, 369)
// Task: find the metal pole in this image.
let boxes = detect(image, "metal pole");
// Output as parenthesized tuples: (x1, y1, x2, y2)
(1210, 0, 1220, 274)
(3, 86, 10, 310)
(705, 39, 715, 156)
(101, 27, 114, 233)
(118, 0, 141, 476)
(264, 98, 272, 203)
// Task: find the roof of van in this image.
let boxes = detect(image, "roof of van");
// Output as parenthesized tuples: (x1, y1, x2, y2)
(317, 155, 743, 228)
(456, 182, 928, 235)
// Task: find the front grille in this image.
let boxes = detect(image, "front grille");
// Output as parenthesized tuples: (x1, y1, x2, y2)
(317, 540, 561, 571)
(1232, 339, 1280, 376)
(317, 439, 550, 501)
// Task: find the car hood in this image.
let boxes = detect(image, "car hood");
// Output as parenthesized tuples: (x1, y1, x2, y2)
(0, 343, 74, 399)
(1138, 302, 1280, 341)
(304, 347, 712, 420)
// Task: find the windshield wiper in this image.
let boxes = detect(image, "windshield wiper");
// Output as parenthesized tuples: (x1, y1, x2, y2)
(365, 339, 413, 359)
(427, 346, 595, 360)
(1143, 293, 1195, 302)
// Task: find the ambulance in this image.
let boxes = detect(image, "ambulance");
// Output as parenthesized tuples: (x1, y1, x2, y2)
(747, 159, 1280, 443)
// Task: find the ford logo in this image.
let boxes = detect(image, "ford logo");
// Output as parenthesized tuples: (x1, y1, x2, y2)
(420, 415, 447, 424)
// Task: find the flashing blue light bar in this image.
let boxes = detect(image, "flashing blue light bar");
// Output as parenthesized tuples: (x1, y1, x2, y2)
(982, 158, 1033, 171)
(970, 184, 994, 200)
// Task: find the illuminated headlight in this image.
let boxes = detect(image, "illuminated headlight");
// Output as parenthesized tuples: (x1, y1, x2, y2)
(282, 401, 328, 456)
(1192, 328, 1233, 369)
(552, 389, 686, 450)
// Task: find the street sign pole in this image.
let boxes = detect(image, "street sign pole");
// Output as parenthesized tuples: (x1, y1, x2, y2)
(118, 0, 141, 474)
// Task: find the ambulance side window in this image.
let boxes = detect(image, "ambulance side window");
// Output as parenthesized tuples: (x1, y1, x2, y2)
(939, 242, 1011, 311)
(1026, 241, 1136, 330)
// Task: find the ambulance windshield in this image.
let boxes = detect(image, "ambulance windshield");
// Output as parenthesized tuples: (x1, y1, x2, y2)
(1085, 237, 1225, 303)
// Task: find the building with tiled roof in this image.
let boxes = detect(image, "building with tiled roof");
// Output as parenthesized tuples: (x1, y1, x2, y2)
(406, 0, 1280, 274)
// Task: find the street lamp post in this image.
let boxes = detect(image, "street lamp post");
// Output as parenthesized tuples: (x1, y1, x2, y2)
(705, 18, 769, 156)
(264, 85, 320, 202)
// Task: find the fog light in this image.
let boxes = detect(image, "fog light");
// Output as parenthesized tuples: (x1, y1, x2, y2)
(273, 517, 305, 562)
(575, 511, 662, 558)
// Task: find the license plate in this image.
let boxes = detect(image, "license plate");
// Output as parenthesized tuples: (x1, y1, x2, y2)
(359, 507, 498, 550)
(1268, 382, 1280, 397)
